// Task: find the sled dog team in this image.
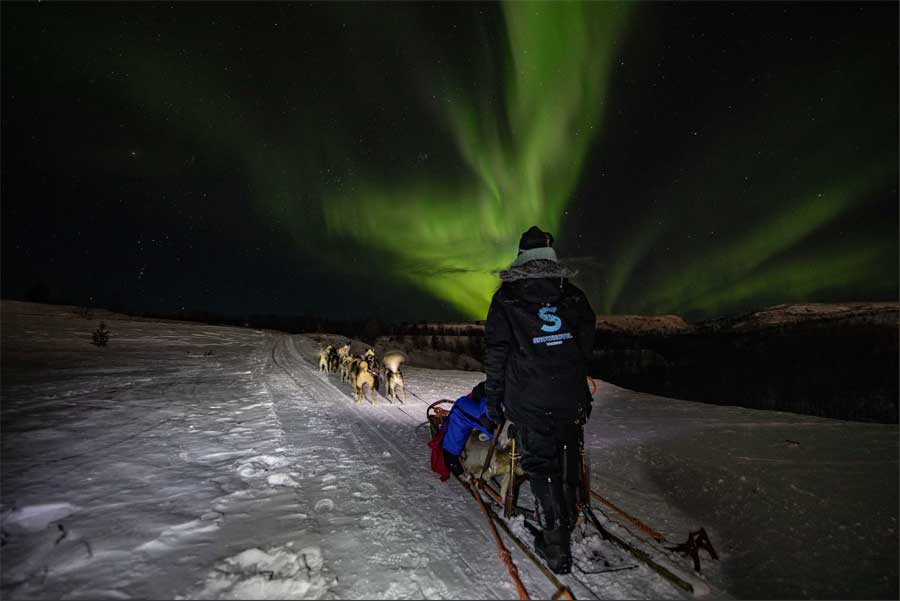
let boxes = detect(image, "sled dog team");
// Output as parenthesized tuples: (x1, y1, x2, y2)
(318, 343, 405, 404)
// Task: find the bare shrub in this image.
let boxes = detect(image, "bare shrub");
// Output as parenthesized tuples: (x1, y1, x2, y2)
(91, 322, 110, 347)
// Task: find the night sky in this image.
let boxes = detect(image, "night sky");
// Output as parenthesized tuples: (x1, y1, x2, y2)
(2, 2, 897, 322)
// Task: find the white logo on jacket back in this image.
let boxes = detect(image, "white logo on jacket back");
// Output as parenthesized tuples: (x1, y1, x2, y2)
(538, 306, 562, 332)
(533, 305, 573, 346)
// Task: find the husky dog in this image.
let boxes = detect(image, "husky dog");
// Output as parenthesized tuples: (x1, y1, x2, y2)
(382, 351, 405, 403)
(327, 346, 340, 373)
(363, 348, 382, 393)
(363, 348, 379, 375)
(337, 344, 353, 382)
(318, 345, 332, 372)
(353, 359, 377, 403)
(461, 421, 524, 501)
(385, 370, 404, 403)
(341, 355, 357, 383)
(348, 355, 363, 381)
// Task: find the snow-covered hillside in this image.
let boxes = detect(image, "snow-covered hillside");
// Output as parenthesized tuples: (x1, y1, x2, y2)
(1, 302, 897, 599)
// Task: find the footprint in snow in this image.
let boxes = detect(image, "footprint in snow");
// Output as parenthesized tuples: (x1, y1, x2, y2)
(235, 455, 291, 478)
(357, 482, 377, 492)
(314, 499, 334, 513)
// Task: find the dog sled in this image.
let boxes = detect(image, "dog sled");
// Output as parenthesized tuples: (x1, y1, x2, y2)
(426, 396, 719, 600)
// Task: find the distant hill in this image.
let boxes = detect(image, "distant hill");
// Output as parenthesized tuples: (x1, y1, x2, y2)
(591, 302, 899, 423)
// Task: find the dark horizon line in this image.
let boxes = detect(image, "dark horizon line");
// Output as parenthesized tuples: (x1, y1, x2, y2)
(3, 294, 897, 333)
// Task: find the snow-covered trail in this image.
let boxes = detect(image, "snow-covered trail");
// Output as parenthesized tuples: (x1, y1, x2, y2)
(262, 334, 517, 599)
(2, 302, 896, 600)
(267, 334, 686, 600)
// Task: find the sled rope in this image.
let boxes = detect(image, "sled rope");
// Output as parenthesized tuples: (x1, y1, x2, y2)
(589, 490, 667, 542)
(469, 480, 531, 600)
(404, 386, 426, 402)
(477, 422, 503, 481)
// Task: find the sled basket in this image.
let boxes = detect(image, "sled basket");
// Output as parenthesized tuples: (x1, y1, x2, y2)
(426, 399, 453, 437)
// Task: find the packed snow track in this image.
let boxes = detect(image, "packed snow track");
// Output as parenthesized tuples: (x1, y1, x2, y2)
(265, 334, 689, 600)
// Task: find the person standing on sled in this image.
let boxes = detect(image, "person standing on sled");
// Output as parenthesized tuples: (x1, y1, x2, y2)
(484, 226, 596, 575)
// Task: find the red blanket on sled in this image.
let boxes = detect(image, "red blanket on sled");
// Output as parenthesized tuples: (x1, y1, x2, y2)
(427, 425, 450, 481)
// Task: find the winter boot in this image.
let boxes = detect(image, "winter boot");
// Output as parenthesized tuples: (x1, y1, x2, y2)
(531, 475, 573, 574)
(443, 449, 464, 477)
(534, 526, 572, 574)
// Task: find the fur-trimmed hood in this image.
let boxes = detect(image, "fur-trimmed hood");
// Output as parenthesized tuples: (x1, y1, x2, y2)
(499, 259, 576, 282)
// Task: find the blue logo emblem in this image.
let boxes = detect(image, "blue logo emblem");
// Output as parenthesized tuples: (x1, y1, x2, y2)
(538, 306, 562, 332)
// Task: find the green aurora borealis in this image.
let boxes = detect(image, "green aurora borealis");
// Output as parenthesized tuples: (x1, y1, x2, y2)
(2, 2, 897, 321)
(324, 3, 632, 318)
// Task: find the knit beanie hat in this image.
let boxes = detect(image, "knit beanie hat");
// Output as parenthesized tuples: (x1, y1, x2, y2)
(510, 226, 558, 268)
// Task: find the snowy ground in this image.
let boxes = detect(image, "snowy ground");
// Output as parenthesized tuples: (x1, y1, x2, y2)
(1, 301, 897, 599)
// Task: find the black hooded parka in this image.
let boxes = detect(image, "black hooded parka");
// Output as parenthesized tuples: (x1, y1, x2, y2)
(484, 264, 596, 428)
